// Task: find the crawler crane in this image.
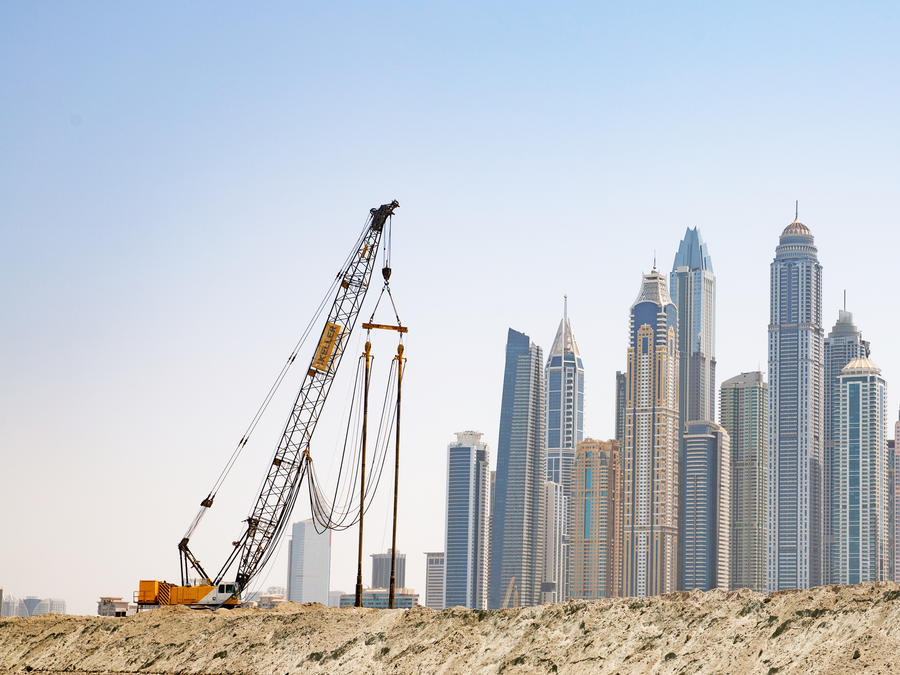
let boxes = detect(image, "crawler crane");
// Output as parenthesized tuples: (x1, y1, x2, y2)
(136, 200, 399, 608)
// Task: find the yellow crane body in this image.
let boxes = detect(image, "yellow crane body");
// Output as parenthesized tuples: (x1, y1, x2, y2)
(135, 580, 240, 608)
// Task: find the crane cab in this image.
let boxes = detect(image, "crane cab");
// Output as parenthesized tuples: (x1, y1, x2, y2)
(135, 580, 241, 608)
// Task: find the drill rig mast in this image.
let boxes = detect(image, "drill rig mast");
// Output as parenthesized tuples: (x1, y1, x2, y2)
(136, 200, 399, 608)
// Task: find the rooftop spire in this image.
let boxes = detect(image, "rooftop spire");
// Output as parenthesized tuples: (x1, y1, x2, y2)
(795, 199, 799, 221)
(549, 298, 580, 358)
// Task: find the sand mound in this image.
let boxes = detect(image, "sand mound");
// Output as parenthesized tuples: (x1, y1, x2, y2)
(2, 583, 899, 673)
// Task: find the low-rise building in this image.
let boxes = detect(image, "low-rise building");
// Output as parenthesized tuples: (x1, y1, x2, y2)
(339, 588, 418, 609)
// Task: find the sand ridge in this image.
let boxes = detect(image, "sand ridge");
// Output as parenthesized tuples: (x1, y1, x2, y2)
(1, 583, 899, 674)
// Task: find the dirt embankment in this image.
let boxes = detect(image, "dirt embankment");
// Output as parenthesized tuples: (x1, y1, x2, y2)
(1, 583, 899, 674)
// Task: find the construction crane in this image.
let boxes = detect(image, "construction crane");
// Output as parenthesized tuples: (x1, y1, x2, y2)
(502, 577, 519, 609)
(136, 200, 399, 609)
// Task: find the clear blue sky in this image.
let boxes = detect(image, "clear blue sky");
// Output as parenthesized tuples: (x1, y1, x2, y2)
(2, 2, 900, 614)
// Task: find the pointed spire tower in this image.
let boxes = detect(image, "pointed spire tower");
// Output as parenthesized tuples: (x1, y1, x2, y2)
(544, 296, 585, 602)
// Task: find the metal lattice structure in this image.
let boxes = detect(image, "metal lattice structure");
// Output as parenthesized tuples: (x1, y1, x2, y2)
(179, 200, 398, 592)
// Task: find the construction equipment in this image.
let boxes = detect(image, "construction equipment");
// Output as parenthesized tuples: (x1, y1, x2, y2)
(502, 577, 519, 609)
(136, 200, 399, 609)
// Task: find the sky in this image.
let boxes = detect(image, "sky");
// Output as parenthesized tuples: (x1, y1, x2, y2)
(2, 2, 900, 615)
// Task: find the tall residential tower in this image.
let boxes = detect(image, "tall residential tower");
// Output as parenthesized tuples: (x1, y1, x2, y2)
(681, 422, 730, 591)
(286, 519, 331, 604)
(444, 431, 490, 609)
(489, 329, 545, 608)
(720, 372, 768, 593)
(835, 358, 890, 583)
(823, 308, 869, 583)
(621, 268, 680, 597)
(768, 216, 824, 591)
(671, 227, 716, 426)
(544, 299, 584, 602)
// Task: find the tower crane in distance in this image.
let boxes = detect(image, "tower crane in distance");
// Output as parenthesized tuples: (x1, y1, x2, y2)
(135, 200, 399, 608)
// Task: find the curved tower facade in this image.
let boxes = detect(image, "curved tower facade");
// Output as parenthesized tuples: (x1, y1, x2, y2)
(621, 269, 679, 597)
(767, 218, 824, 591)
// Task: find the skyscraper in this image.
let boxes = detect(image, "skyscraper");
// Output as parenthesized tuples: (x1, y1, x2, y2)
(286, 519, 331, 604)
(444, 431, 490, 609)
(888, 439, 896, 583)
(823, 308, 870, 583)
(670, 227, 716, 427)
(371, 550, 405, 590)
(540, 480, 566, 603)
(834, 358, 890, 583)
(681, 422, 730, 591)
(720, 371, 768, 593)
(621, 268, 679, 597)
(768, 215, 824, 591)
(424, 552, 445, 610)
(615, 371, 626, 447)
(570, 438, 620, 599)
(489, 328, 545, 608)
(544, 299, 583, 602)
(894, 416, 900, 583)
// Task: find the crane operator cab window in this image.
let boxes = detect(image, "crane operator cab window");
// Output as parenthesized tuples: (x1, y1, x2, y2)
(218, 584, 236, 595)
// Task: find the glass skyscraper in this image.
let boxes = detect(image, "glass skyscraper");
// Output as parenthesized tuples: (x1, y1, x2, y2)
(444, 431, 490, 609)
(835, 358, 890, 583)
(768, 217, 824, 591)
(720, 371, 768, 593)
(680, 421, 730, 591)
(489, 328, 545, 608)
(670, 227, 716, 427)
(823, 308, 869, 583)
(544, 298, 583, 601)
(621, 268, 679, 597)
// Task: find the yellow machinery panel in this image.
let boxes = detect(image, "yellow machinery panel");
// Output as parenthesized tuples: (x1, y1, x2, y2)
(310, 322, 343, 371)
(135, 580, 239, 607)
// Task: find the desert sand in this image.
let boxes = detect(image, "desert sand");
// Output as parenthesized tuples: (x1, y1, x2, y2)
(1, 583, 899, 674)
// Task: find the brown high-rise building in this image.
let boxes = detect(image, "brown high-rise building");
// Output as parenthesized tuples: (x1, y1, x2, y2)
(570, 439, 621, 598)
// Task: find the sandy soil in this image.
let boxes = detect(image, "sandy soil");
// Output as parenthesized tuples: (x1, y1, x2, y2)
(1, 583, 899, 674)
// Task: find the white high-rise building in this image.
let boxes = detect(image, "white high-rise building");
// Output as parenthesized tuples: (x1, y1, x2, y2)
(540, 480, 567, 603)
(286, 519, 331, 604)
(768, 216, 824, 591)
(445, 431, 490, 609)
(424, 552, 445, 610)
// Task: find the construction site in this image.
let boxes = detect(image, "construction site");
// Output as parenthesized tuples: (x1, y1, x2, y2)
(0, 583, 898, 673)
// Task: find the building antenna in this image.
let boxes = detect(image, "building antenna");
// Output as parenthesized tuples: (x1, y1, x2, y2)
(563, 294, 568, 354)
(844, 289, 847, 311)
(653, 249, 657, 271)
(795, 200, 799, 221)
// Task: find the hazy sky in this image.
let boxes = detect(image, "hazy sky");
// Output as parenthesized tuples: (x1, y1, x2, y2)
(3, 3, 900, 614)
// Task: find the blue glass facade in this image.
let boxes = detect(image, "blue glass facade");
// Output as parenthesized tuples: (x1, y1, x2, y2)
(835, 359, 889, 583)
(544, 306, 584, 601)
(489, 328, 544, 608)
(823, 309, 869, 583)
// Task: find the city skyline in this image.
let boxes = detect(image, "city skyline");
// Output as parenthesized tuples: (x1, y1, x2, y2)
(6, 3, 900, 615)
